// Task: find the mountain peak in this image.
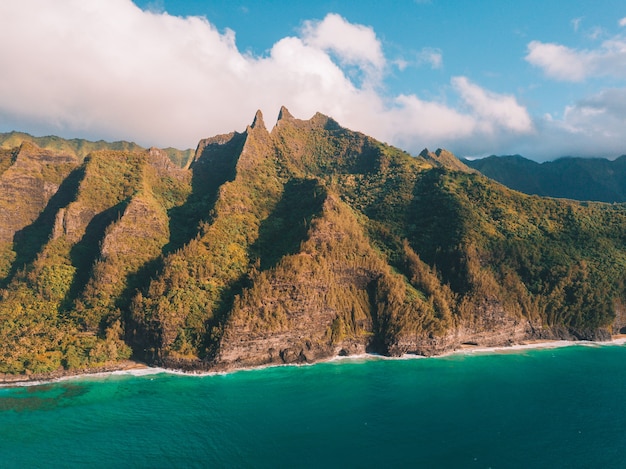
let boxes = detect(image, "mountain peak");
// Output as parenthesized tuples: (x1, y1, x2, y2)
(251, 109, 266, 130)
(277, 106, 294, 121)
(419, 147, 473, 173)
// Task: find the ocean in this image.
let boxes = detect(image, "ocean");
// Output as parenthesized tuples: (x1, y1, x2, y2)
(1, 344, 626, 468)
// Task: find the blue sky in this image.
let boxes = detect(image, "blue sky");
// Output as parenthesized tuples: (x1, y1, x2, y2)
(1, 0, 626, 160)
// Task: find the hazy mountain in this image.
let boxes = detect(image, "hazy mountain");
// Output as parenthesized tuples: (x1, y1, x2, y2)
(1, 109, 625, 376)
(0, 131, 195, 168)
(464, 154, 626, 203)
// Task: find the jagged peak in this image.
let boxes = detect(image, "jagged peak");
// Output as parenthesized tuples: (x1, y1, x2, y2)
(418, 147, 474, 173)
(311, 112, 330, 125)
(277, 106, 294, 121)
(250, 109, 266, 130)
(272, 108, 343, 134)
(146, 147, 174, 172)
(17, 140, 42, 153)
(193, 131, 242, 164)
(419, 148, 432, 159)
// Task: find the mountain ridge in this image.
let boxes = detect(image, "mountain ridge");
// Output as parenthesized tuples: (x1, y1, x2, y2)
(464, 154, 626, 202)
(0, 130, 195, 169)
(0, 108, 625, 376)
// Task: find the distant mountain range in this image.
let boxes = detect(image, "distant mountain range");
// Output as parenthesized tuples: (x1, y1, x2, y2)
(0, 113, 625, 379)
(0, 131, 195, 168)
(463, 154, 626, 203)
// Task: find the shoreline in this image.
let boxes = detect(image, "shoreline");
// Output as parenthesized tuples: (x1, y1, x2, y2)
(2, 336, 626, 389)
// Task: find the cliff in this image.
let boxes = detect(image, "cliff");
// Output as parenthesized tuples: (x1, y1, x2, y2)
(0, 109, 625, 376)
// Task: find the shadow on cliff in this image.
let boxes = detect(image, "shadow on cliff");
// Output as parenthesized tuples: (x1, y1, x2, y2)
(3, 167, 84, 288)
(126, 134, 245, 363)
(163, 133, 245, 255)
(62, 201, 129, 310)
(406, 169, 470, 294)
(198, 178, 327, 362)
(252, 178, 326, 271)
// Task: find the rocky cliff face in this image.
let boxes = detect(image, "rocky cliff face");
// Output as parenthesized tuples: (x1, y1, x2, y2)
(0, 143, 77, 243)
(0, 109, 625, 376)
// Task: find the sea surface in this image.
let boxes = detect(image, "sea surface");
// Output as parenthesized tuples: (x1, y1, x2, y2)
(1, 344, 626, 468)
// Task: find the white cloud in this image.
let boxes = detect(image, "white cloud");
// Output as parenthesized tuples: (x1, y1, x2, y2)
(143, 0, 164, 13)
(393, 58, 409, 71)
(451, 77, 533, 133)
(619, 17, 626, 27)
(370, 77, 534, 157)
(571, 17, 582, 32)
(416, 47, 443, 69)
(508, 88, 626, 160)
(525, 41, 590, 81)
(300, 13, 385, 86)
(526, 36, 626, 82)
(4, 0, 621, 161)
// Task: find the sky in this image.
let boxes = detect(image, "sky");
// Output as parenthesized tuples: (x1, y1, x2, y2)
(1, 1, 626, 160)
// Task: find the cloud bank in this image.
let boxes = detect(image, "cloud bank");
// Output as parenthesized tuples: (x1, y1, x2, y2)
(526, 37, 626, 82)
(0, 0, 623, 161)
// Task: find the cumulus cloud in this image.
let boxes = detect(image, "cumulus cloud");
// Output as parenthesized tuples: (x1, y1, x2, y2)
(300, 13, 385, 86)
(0, 0, 593, 160)
(526, 36, 626, 81)
(371, 78, 534, 157)
(525, 42, 591, 81)
(620, 17, 626, 27)
(506, 88, 626, 160)
(451, 77, 533, 133)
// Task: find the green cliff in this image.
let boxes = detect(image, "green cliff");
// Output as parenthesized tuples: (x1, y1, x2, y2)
(1, 109, 625, 375)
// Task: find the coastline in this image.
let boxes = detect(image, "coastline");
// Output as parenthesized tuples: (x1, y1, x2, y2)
(0, 360, 154, 388)
(2, 336, 626, 389)
(445, 335, 626, 356)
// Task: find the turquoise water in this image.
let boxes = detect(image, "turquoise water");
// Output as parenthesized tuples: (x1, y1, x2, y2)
(1, 345, 626, 468)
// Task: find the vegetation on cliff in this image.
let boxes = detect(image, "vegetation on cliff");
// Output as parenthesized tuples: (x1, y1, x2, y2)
(0, 109, 625, 375)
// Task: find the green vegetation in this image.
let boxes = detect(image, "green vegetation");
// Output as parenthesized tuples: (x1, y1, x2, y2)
(465, 154, 626, 203)
(0, 148, 183, 373)
(1, 110, 625, 375)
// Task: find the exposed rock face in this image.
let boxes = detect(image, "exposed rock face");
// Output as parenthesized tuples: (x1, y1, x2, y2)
(214, 195, 379, 370)
(612, 301, 626, 334)
(52, 204, 97, 242)
(0, 142, 77, 242)
(388, 303, 534, 357)
(100, 196, 168, 259)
